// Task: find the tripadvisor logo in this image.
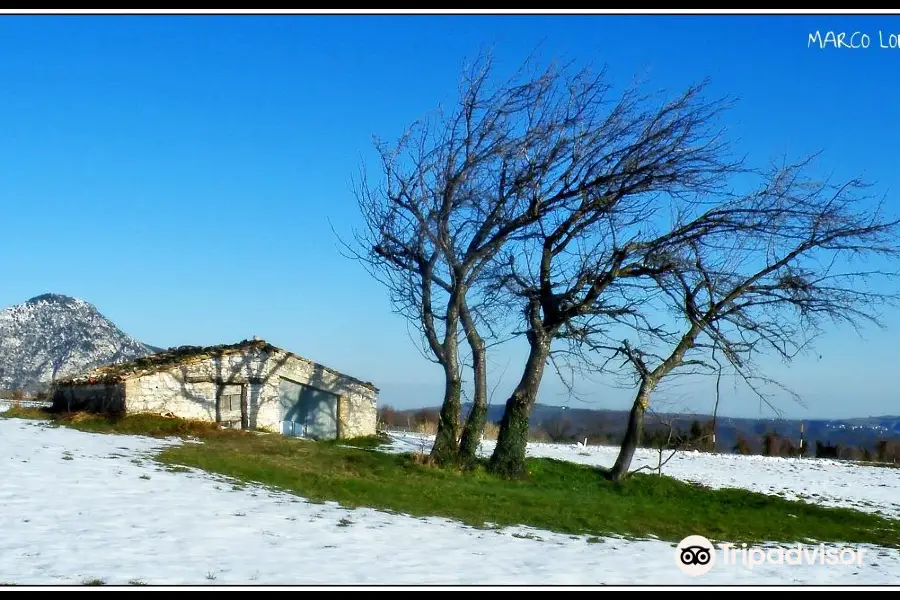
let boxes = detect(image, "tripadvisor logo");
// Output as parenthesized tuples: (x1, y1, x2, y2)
(676, 535, 716, 576)
(675, 535, 867, 576)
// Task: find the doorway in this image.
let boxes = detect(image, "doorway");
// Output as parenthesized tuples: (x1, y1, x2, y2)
(278, 377, 339, 439)
(216, 383, 245, 429)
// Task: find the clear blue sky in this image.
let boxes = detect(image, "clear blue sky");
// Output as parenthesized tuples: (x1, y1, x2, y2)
(2, 13, 899, 420)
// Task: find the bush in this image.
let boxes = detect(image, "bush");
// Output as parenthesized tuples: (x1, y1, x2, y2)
(409, 408, 441, 435)
(761, 431, 803, 457)
(876, 440, 900, 464)
(686, 419, 715, 452)
(815, 440, 841, 459)
(377, 404, 400, 430)
(482, 421, 500, 440)
(733, 436, 753, 455)
(375, 405, 443, 434)
(542, 416, 577, 443)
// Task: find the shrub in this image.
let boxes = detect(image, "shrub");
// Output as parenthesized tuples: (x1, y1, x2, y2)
(875, 440, 900, 464)
(542, 416, 576, 443)
(377, 404, 399, 430)
(733, 436, 753, 455)
(815, 440, 841, 459)
(410, 408, 440, 435)
(482, 421, 500, 440)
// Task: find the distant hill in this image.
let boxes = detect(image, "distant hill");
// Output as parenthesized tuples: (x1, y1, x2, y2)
(387, 402, 900, 457)
(0, 294, 160, 394)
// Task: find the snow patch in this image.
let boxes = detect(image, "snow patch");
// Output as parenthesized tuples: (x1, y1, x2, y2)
(0, 419, 897, 585)
(382, 431, 900, 520)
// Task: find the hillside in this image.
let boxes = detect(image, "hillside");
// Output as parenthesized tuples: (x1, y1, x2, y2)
(0, 294, 159, 394)
(0, 411, 897, 584)
(387, 403, 900, 458)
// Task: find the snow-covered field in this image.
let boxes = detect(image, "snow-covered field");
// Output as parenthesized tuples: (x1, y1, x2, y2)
(387, 431, 900, 520)
(1, 414, 898, 586)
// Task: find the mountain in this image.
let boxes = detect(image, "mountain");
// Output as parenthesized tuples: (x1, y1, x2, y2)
(0, 293, 160, 394)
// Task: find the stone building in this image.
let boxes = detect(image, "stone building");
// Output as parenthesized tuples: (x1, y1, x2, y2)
(50, 339, 378, 440)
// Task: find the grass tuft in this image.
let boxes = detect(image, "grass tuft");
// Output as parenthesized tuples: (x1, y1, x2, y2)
(0, 406, 49, 420)
(329, 432, 393, 450)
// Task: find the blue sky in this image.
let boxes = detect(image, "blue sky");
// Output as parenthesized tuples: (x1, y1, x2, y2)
(2, 12, 899, 420)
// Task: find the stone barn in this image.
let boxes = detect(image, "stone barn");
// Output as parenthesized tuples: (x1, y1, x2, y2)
(50, 339, 378, 440)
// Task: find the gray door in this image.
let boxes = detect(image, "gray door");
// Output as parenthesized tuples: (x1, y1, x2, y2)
(278, 378, 339, 439)
(216, 384, 244, 428)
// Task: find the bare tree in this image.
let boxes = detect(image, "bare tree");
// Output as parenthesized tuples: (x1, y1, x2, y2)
(579, 158, 900, 480)
(482, 81, 741, 477)
(346, 53, 723, 467)
(634, 410, 690, 476)
(346, 139, 469, 464)
(344, 54, 632, 465)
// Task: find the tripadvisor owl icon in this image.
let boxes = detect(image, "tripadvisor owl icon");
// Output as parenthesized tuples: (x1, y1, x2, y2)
(676, 535, 716, 576)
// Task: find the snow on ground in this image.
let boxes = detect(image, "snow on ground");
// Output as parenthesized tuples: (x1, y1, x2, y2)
(1, 417, 898, 586)
(386, 431, 900, 521)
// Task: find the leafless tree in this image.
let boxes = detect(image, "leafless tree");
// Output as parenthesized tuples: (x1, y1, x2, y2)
(344, 51, 897, 484)
(633, 410, 691, 477)
(574, 157, 900, 480)
(344, 139, 467, 464)
(344, 53, 648, 465)
(542, 414, 576, 443)
(481, 81, 741, 477)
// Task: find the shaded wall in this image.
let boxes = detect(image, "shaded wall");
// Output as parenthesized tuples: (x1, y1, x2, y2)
(51, 383, 126, 414)
(268, 351, 377, 439)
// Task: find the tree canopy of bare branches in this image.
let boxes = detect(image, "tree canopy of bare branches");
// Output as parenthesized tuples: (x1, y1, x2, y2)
(345, 53, 666, 465)
(571, 157, 900, 479)
(344, 50, 900, 483)
(479, 77, 743, 477)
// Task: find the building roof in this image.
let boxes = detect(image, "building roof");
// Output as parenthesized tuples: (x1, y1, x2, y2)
(53, 339, 378, 392)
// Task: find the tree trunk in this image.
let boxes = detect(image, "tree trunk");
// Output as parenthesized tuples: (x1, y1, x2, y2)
(487, 336, 551, 478)
(429, 286, 462, 467)
(458, 301, 487, 468)
(430, 367, 462, 466)
(608, 380, 654, 481)
(458, 393, 485, 468)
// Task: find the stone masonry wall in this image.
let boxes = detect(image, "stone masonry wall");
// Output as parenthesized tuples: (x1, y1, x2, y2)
(125, 374, 217, 422)
(122, 347, 377, 438)
(339, 395, 377, 438)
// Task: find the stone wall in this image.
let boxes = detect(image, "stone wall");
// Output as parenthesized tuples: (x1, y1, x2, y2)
(339, 394, 378, 439)
(124, 373, 217, 422)
(51, 383, 126, 414)
(122, 346, 377, 439)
